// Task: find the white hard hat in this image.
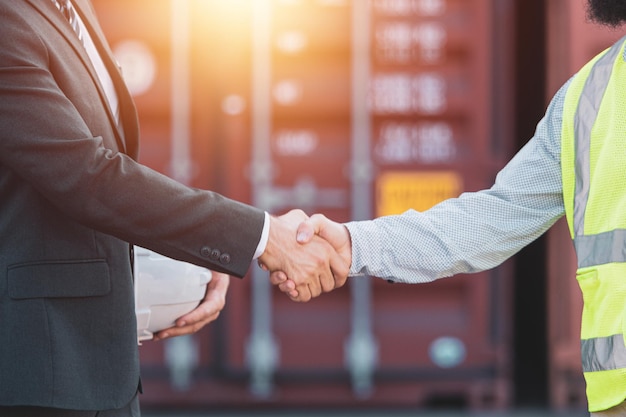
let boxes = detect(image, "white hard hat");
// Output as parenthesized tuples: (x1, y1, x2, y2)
(134, 246, 212, 343)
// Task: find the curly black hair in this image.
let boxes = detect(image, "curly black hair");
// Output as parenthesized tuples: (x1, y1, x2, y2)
(587, 0, 626, 27)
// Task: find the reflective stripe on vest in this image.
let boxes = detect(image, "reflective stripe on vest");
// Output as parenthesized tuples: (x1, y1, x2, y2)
(564, 34, 626, 412)
(573, 36, 626, 377)
(582, 335, 626, 372)
(574, 229, 626, 268)
(573, 37, 624, 237)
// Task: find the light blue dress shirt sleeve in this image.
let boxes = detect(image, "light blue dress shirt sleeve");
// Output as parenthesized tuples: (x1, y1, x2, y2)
(345, 78, 574, 283)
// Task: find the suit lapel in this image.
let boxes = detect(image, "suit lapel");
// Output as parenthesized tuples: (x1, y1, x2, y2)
(26, 0, 92, 74)
(73, 0, 141, 157)
(25, 0, 139, 158)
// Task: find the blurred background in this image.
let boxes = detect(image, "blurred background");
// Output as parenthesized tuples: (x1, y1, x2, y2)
(91, 0, 624, 415)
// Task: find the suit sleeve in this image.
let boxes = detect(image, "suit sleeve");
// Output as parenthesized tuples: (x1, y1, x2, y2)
(0, 3, 264, 277)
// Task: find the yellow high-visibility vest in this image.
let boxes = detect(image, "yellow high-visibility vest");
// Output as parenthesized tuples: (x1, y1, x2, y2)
(562, 35, 626, 412)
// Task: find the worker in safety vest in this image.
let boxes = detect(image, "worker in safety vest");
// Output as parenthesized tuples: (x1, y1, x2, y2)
(269, 1, 626, 414)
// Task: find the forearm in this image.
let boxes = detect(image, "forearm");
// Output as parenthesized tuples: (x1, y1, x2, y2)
(346, 81, 571, 283)
(347, 125, 565, 281)
(346, 191, 562, 283)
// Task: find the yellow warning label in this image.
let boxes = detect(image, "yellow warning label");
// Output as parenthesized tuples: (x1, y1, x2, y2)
(376, 171, 463, 217)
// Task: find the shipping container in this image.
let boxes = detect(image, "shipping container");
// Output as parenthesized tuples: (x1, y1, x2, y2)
(92, 0, 517, 411)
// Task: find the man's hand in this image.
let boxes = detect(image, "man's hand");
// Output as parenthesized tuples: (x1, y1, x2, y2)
(153, 272, 230, 340)
(258, 209, 349, 302)
(270, 213, 352, 300)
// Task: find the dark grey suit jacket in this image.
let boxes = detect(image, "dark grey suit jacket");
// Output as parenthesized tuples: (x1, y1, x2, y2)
(0, 0, 264, 410)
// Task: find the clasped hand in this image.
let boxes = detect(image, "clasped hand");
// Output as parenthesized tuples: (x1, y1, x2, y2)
(155, 210, 350, 342)
(258, 209, 352, 302)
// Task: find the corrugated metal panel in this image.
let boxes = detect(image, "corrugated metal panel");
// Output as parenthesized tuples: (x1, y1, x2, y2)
(92, 0, 516, 411)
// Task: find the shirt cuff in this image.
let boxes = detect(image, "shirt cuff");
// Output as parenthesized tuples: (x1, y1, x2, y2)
(344, 220, 379, 277)
(253, 211, 270, 259)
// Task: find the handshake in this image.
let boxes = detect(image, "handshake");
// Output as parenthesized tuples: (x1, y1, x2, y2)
(153, 209, 350, 341)
(258, 209, 352, 302)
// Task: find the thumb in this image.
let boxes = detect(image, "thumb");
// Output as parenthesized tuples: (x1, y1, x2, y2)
(296, 214, 327, 243)
(296, 221, 313, 243)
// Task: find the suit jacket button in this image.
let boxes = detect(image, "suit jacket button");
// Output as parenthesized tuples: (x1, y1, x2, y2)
(210, 249, 221, 260)
(201, 246, 211, 257)
(220, 253, 231, 264)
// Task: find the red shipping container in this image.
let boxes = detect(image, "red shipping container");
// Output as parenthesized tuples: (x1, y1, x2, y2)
(92, 0, 517, 412)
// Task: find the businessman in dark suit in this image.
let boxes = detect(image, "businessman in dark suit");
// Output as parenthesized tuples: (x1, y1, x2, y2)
(0, 1, 348, 415)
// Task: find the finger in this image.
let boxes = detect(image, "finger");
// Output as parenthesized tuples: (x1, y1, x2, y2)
(296, 213, 329, 244)
(153, 272, 230, 341)
(278, 280, 295, 293)
(318, 263, 336, 293)
(281, 209, 309, 227)
(296, 220, 316, 243)
(304, 271, 321, 299)
(328, 249, 349, 289)
(175, 299, 217, 328)
(160, 286, 226, 338)
(269, 270, 288, 285)
(278, 281, 299, 298)
(175, 272, 229, 327)
(317, 239, 338, 293)
(154, 313, 219, 340)
(294, 284, 312, 302)
(309, 279, 322, 299)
